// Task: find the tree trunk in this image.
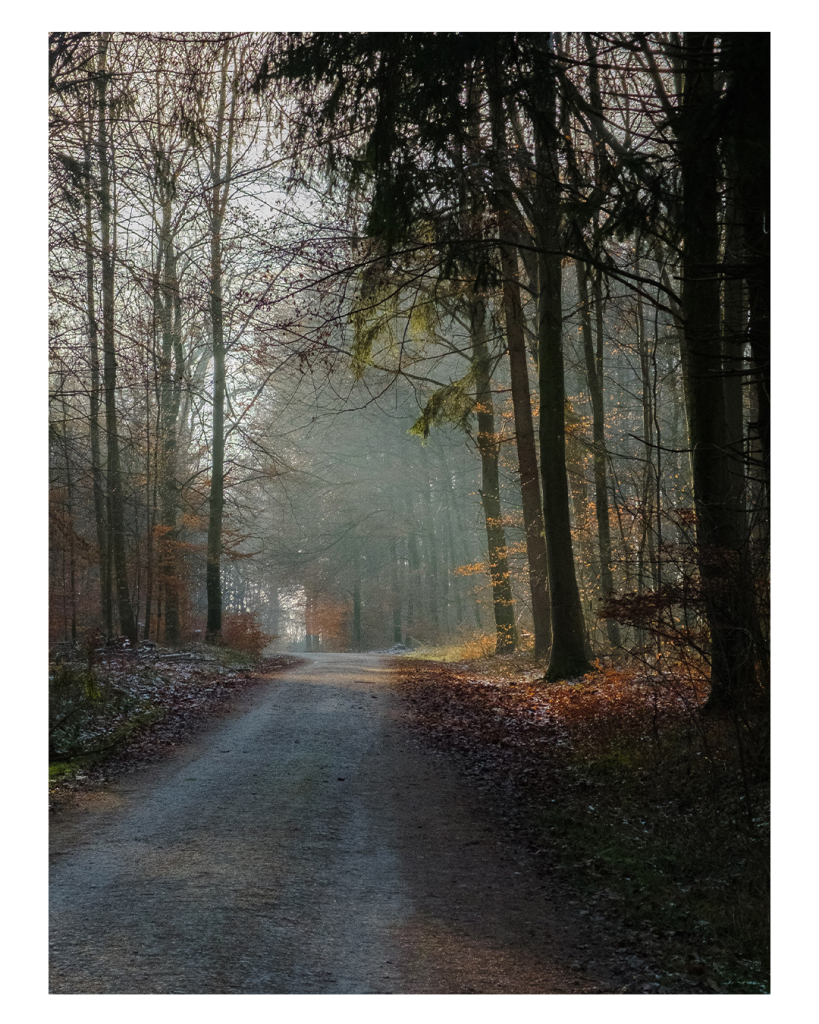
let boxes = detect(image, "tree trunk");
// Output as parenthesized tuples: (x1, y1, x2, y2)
(419, 467, 442, 636)
(390, 537, 403, 645)
(142, 382, 159, 640)
(723, 33, 770, 513)
(446, 465, 481, 627)
(156, 195, 185, 645)
(635, 261, 658, 593)
(206, 254, 225, 642)
(82, 123, 111, 636)
(722, 176, 747, 511)
(352, 566, 363, 652)
(205, 46, 235, 643)
(436, 450, 467, 628)
(469, 295, 518, 654)
(97, 32, 136, 643)
(60, 403, 77, 643)
(304, 587, 314, 652)
(577, 260, 621, 648)
(531, 41, 591, 679)
(406, 512, 420, 638)
(679, 33, 755, 712)
(487, 65, 551, 658)
(502, 264, 553, 659)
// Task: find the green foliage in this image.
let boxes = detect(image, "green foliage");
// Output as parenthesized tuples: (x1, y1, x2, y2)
(408, 356, 488, 440)
(349, 274, 400, 377)
(406, 294, 438, 343)
(350, 266, 445, 384)
(49, 662, 153, 760)
(49, 761, 77, 780)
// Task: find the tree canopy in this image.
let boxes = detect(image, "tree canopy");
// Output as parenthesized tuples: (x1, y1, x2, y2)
(49, 31, 769, 713)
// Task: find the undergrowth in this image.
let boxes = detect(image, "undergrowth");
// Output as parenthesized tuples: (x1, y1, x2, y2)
(406, 629, 529, 663)
(397, 654, 769, 993)
(49, 661, 160, 761)
(48, 640, 275, 788)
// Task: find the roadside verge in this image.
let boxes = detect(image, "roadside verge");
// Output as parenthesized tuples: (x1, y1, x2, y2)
(49, 647, 303, 810)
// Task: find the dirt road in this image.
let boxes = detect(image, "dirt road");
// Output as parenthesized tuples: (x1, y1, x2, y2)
(50, 653, 620, 993)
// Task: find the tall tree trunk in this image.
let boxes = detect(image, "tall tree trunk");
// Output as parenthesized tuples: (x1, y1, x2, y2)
(156, 195, 185, 644)
(96, 32, 136, 643)
(406, 511, 420, 638)
(446, 466, 480, 627)
(722, 176, 747, 511)
(723, 33, 770, 514)
(504, 267, 553, 657)
(82, 123, 111, 636)
(390, 537, 403, 645)
(60, 404, 77, 643)
(304, 587, 314, 652)
(487, 65, 551, 658)
(443, 504, 465, 628)
(143, 445, 156, 639)
(469, 296, 518, 654)
(577, 260, 621, 647)
(679, 33, 755, 712)
(205, 46, 236, 643)
(459, 73, 516, 653)
(498, 202, 552, 660)
(531, 40, 591, 679)
(143, 381, 152, 640)
(352, 564, 363, 652)
(435, 449, 466, 628)
(419, 467, 441, 636)
(206, 256, 225, 642)
(635, 261, 658, 593)
(266, 587, 280, 642)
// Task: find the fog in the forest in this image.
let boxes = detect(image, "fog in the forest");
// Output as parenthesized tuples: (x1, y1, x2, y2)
(48, 32, 771, 996)
(49, 31, 768, 698)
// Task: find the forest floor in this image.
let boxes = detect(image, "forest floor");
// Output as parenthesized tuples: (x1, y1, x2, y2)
(48, 647, 768, 994)
(393, 652, 770, 994)
(49, 645, 303, 811)
(51, 652, 638, 994)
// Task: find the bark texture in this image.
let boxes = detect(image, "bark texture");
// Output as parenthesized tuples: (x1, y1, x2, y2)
(577, 260, 621, 648)
(470, 297, 518, 654)
(205, 44, 236, 642)
(679, 34, 755, 711)
(96, 33, 136, 643)
(488, 70, 552, 659)
(531, 41, 591, 679)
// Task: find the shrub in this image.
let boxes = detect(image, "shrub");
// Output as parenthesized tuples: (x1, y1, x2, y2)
(220, 611, 274, 656)
(458, 630, 499, 660)
(49, 661, 146, 759)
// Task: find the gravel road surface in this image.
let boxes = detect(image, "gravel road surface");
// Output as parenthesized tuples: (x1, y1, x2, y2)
(50, 653, 618, 993)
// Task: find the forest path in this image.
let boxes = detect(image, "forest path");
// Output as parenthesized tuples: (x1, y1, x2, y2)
(50, 653, 617, 994)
